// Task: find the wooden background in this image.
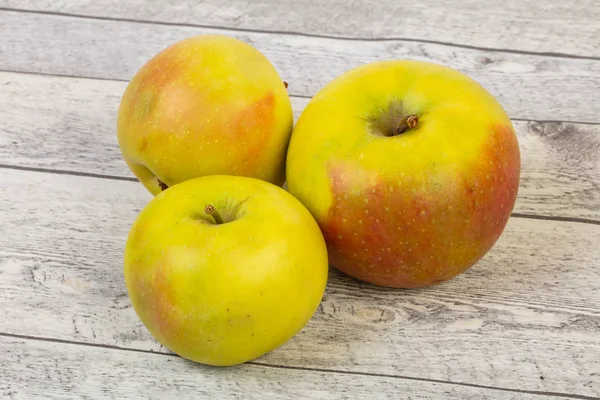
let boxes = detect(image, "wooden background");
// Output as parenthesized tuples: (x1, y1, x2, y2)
(1, 1, 599, 399)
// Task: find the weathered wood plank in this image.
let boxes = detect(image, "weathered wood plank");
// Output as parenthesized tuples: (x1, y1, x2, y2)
(1, 10, 600, 123)
(1, 72, 598, 220)
(0, 335, 565, 400)
(1, 0, 599, 58)
(0, 168, 598, 396)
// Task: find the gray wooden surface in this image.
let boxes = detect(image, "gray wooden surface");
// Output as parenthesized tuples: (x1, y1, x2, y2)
(0, 1, 599, 399)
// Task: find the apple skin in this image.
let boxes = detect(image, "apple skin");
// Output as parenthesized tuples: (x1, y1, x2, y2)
(117, 35, 293, 195)
(286, 60, 520, 288)
(124, 175, 329, 366)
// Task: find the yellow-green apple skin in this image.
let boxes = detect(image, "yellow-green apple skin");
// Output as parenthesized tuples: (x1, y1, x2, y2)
(286, 60, 520, 288)
(124, 175, 328, 366)
(117, 35, 293, 195)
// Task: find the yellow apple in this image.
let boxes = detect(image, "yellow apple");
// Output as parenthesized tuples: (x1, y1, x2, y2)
(117, 35, 293, 195)
(286, 60, 520, 288)
(124, 175, 328, 366)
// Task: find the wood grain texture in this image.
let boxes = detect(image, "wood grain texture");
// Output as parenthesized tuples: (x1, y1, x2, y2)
(0, 336, 566, 400)
(1, 72, 598, 221)
(0, 2, 599, 400)
(1, 168, 599, 397)
(1, 10, 600, 123)
(2, 0, 599, 58)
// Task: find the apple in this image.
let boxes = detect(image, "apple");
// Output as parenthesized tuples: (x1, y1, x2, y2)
(117, 35, 293, 195)
(124, 175, 328, 366)
(286, 60, 520, 288)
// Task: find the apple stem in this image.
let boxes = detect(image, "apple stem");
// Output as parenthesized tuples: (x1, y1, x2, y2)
(204, 205, 224, 225)
(395, 115, 419, 135)
(283, 81, 289, 89)
(157, 179, 169, 191)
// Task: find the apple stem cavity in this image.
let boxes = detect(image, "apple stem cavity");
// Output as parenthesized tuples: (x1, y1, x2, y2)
(204, 204, 224, 225)
(394, 115, 419, 136)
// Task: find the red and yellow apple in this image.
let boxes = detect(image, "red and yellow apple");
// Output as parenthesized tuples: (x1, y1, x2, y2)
(286, 60, 520, 288)
(124, 175, 328, 366)
(117, 35, 293, 195)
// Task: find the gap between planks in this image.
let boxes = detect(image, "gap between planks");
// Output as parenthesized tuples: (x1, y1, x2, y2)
(0, 6, 599, 62)
(1, 68, 600, 127)
(2, 149, 599, 395)
(1, 13, 599, 123)
(0, 332, 596, 400)
(0, 163, 598, 227)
